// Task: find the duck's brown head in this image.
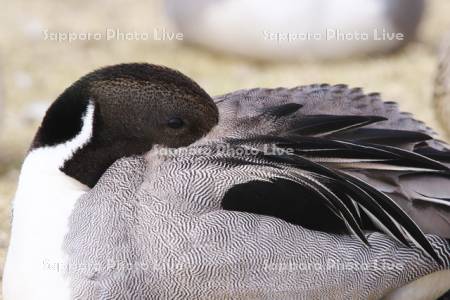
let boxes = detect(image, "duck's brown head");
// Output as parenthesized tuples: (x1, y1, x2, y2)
(32, 63, 218, 187)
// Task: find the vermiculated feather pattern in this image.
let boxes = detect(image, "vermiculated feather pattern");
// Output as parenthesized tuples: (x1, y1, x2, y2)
(65, 156, 450, 299)
(63, 83, 450, 299)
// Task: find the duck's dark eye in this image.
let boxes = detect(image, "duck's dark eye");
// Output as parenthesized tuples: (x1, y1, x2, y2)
(167, 117, 185, 129)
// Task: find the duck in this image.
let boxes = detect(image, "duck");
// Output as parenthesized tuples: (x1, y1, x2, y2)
(3, 63, 450, 299)
(165, 0, 425, 60)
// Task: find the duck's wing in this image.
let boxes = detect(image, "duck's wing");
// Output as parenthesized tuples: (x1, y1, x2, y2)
(65, 149, 450, 299)
(214, 85, 448, 150)
(213, 85, 450, 237)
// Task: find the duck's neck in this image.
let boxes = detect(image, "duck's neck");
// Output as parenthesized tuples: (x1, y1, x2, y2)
(3, 100, 95, 299)
(3, 149, 90, 300)
(16, 149, 89, 197)
(22, 100, 95, 193)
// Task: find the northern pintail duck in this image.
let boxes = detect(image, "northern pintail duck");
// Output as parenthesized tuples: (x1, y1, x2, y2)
(3, 63, 450, 299)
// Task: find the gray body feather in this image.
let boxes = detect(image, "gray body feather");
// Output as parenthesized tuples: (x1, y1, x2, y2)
(64, 84, 450, 299)
(65, 154, 449, 299)
(214, 85, 447, 149)
(213, 85, 450, 237)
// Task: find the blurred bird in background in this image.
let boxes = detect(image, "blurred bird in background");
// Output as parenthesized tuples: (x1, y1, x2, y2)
(165, 0, 425, 60)
(0, 66, 5, 167)
(434, 33, 450, 141)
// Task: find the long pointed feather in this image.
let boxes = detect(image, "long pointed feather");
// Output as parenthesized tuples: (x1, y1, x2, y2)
(414, 192, 450, 207)
(341, 173, 441, 264)
(333, 128, 432, 146)
(287, 115, 387, 136)
(223, 137, 443, 263)
(266, 153, 411, 246)
(322, 174, 412, 247)
(288, 174, 369, 245)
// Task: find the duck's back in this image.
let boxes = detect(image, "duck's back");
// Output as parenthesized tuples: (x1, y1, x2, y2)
(214, 84, 450, 237)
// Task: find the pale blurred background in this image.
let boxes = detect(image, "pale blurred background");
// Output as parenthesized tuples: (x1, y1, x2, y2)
(0, 0, 449, 295)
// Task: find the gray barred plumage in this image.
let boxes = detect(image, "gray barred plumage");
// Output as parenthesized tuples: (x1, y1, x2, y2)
(214, 84, 447, 150)
(212, 85, 450, 238)
(63, 76, 450, 299)
(64, 152, 449, 299)
(5, 64, 450, 300)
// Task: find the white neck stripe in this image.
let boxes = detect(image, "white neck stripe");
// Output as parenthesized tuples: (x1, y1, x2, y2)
(28, 101, 95, 171)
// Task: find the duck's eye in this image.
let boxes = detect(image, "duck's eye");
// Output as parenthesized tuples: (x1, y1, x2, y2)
(167, 117, 185, 129)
